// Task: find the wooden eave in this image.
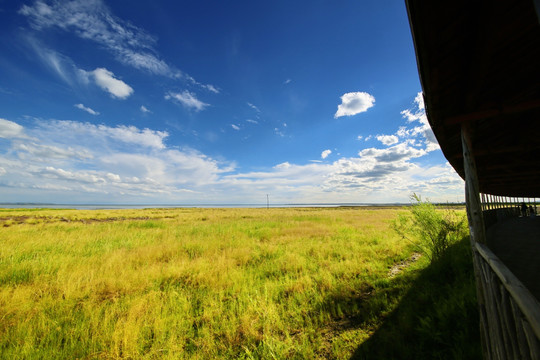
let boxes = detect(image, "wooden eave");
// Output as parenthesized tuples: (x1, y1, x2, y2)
(406, 0, 540, 197)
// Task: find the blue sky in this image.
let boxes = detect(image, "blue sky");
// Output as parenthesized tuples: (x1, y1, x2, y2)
(0, 0, 464, 204)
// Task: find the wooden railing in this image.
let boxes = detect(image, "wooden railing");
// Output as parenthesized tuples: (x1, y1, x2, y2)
(473, 242, 540, 359)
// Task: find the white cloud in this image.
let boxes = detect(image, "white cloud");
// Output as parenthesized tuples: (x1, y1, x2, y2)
(357, 135, 363, 141)
(359, 143, 426, 163)
(0, 118, 235, 202)
(415, 92, 425, 111)
(246, 119, 258, 124)
(165, 91, 209, 111)
(399, 91, 440, 152)
(26, 37, 76, 85)
(247, 102, 260, 112)
(0, 93, 462, 204)
(376, 135, 399, 146)
(231, 124, 240, 131)
(284, 79, 292, 85)
(21, 0, 172, 76)
(19, 0, 216, 91)
(74, 103, 99, 115)
(14, 142, 92, 160)
(334, 92, 375, 118)
(202, 84, 220, 93)
(140, 105, 151, 113)
(34, 120, 168, 150)
(321, 149, 332, 159)
(86, 68, 133, 99)
(0, 118, 25, 138)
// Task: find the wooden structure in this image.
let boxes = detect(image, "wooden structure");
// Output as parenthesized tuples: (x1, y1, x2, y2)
(405, 1, 540, 358)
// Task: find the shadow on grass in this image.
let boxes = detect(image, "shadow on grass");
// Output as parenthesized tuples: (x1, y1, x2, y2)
(348, 238, 482, 359)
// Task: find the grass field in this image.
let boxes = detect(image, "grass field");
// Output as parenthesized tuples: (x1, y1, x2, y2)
(0, 207, 479, 359)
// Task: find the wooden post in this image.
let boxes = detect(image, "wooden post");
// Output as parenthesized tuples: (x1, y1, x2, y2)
(462, 124, 487, 244)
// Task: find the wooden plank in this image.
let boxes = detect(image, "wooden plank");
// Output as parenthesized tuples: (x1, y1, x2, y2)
(510, 296, 532, 360)
(444, 99, 540, 125)
(478, 255, 505, 359)
(500, 283, 520, 359)
(475, 242, 540, 340)
(522, 320, 540, 360)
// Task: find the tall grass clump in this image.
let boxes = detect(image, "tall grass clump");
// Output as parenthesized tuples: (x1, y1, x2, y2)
(393, 194, 468, 263)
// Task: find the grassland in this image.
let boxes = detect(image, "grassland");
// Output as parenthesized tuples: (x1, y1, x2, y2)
(0, 207, 479, 359)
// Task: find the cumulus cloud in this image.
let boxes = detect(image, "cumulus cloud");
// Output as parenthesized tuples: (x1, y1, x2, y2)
(74, 103, 99, 115)
(321, 149, 332, 159)
(359, 143, 426, 163)
(0, 92, 461, 204)
(165, 91, 209, 111)
(376, 135, 398, 146)
(84, 68, 133, 99)
(0, 118, 25, 138)
(334, 92, 375, 118)
(0, 118, 236, 202)
(400, 91, 439, 152)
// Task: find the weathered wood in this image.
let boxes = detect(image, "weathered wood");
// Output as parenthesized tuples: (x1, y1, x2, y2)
(475, 242, 540, 341)
(501, 283, 521, 359)
(522, 320, 540, 360)
(462, 124, 487, 244)
(510, 296, 532, 360)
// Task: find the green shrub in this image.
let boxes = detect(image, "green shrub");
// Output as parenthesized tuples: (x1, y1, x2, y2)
(393, 194, 468, 263)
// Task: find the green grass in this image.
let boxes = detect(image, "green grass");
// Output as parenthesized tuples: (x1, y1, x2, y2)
(0, 207, 479, 359)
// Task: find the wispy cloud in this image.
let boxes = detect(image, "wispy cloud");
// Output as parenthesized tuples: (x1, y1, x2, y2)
(231, 124, 240, 131)
(283, 79, 292, 85)
(247, 102, 260, 112)
(20, 0, 171, 75)
(74, 103, 99, 115)
(19, 0, 217, 91)
(165, 91, 209, 111)
(201, 84, 220, 94)
(246, 119, 258, 124)
(334, 92, 375, 118)
(25, 37, 87, 86)
(140, 105, 151, 114)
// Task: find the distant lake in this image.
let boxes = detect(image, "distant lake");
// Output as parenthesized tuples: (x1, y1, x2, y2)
(0, 203, 378, 210)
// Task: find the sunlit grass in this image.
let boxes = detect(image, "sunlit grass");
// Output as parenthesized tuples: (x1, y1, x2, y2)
(0, 207, 437, 358)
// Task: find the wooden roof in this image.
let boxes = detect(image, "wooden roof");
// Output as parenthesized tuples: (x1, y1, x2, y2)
(406, 0, 540, 197)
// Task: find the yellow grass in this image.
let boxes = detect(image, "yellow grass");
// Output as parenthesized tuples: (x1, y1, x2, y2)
(0, 207, 420, 359)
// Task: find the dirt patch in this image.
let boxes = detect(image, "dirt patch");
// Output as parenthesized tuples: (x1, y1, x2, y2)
(0, 215, 174, 226)
(388, 253, 422, 278)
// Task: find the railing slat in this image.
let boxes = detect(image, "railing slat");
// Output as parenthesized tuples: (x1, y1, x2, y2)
(475, 242, 540, 341)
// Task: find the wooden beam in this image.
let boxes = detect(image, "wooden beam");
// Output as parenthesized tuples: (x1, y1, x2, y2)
(444, 99, 540, 125)
(462, 124, 487, 244)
